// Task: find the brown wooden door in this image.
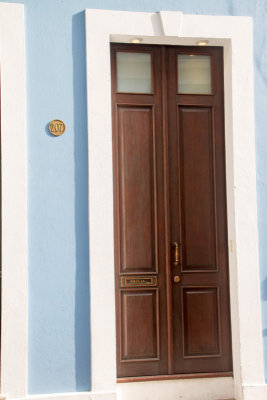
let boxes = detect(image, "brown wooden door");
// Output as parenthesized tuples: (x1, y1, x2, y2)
(111, 44, 232, 379)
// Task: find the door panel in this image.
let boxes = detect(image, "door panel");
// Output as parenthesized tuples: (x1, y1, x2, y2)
(179, 106, 216, 270)
(120, 289, 159, 361)
(117, 106, 157, 273)
(111, 43, 232, 379)
(182, 287, 220, 357)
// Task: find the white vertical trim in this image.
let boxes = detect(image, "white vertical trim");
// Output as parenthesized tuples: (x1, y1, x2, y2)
(85, 9, 265, 400)
(0, 3, 27, 398)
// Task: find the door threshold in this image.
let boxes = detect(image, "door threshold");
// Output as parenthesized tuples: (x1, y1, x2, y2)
(117, 371, 233, 383)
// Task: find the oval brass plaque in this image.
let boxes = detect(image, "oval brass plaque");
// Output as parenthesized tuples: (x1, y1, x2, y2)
(49, 119, 66, 136)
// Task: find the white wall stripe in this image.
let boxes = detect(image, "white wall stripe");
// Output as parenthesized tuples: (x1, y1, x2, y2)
(0, 3, 27, 398)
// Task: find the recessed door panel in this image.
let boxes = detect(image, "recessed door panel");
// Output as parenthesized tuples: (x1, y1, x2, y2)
(182, 287, 220, 357)
(120, 289, 159, 361)
(179, 106, 216, 271)
(117, 106, 157, 274)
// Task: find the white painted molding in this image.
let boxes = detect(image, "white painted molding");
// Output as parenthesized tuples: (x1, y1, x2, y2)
(25, 392, 117, 400)
(242, 384, 267, 400)
(159, 11, 183, 36)
(117, 377, 234, 400)
(0, 3, 27, 398)
(1, 393, 116, 400)
(85, 9, 263, 400)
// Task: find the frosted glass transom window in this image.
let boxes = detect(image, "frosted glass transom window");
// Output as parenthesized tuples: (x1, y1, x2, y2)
(117, 52, 152, 93)
(178, 54, 211, 94)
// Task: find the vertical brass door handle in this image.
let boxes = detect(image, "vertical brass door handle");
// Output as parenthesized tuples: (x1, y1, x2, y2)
(171, 242, 180, 267)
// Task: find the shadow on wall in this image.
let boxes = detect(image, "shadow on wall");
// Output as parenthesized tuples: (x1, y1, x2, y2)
(72, 11, 91, 391)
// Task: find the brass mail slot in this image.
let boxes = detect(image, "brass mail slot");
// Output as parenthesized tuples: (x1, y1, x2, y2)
(121, 276, 157, 287)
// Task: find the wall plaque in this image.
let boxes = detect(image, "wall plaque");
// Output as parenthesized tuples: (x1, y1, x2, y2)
(49, 119, 66, 136)
(121, 276, 157, 288)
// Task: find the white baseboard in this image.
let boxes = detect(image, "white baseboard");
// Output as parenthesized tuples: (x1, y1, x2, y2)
(117, 377, 234, 400)
(90, 392, 116, 400)
(242, 384, 267, 400)
(4, 381, 267, 400)
(10, 392, 116, 400)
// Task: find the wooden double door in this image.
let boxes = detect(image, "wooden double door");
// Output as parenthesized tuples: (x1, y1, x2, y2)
(111, 44, 232, 379)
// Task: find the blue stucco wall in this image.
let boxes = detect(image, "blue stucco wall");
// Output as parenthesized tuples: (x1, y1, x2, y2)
(2, 0, 266, 395)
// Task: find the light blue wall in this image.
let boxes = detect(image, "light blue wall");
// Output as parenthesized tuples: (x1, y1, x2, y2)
(2, 0, 266, 395)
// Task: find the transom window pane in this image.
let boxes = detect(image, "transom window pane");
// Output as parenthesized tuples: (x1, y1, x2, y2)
(178, 54, 211, 94)
(116, 52, 152, 93)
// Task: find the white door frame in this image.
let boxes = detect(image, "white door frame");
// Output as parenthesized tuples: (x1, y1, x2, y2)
(85, 9, 266, 400)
